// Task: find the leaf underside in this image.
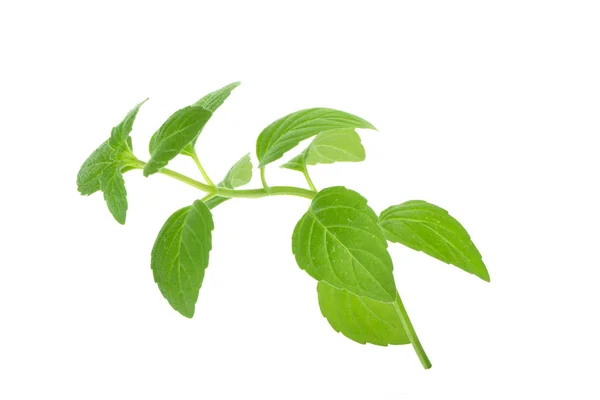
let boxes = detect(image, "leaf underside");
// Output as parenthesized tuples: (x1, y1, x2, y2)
(204, 154, 253, 209)
(77, 100, 146, 224)
(282, 128, 366, 172)
(379, 200, 490, 282)
(109, 98, 148, 149)
(256, 108, 375, 167)
(100, 162, 128, 224)
(77, 140, 116, 196)
(292, 186, 397, 302)
(318, 281, 409, 346)
(151, 200, 214, 318)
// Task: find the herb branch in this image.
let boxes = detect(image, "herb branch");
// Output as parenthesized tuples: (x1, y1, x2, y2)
(77, 81, 490, 370)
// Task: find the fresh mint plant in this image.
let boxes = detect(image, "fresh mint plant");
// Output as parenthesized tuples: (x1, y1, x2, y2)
(76, 81, 490, 369)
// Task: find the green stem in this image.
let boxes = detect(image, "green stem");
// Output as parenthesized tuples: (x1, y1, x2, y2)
(201, 193, 217, 202)
(260, 167, 268, 190)
(393, 291, 432, 369)
(158, 167, 214, 192)
(190, 151, 215, 186)
(218, 185, 315, 199)
(303, 167, 317, 192)
(130, 160, 315, 200)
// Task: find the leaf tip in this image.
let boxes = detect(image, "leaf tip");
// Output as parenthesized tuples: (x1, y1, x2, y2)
(117, 212, 127, 225)
(478, 269, 491, 282)
(358, 119, 377, 131)
(179, 307, 195, 318)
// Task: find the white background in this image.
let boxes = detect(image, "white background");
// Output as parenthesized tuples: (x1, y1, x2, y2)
(1, 1, 599, 399)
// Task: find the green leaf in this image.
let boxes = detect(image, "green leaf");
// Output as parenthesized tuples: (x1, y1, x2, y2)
(318, 281, 409, 346)
(193, 81, 241, 111)
(77, 100, 145, 222)
(77, 140, 116, 195)
(204, 154, 253, 209)
(379, 200, 490, 282)
(292, 186, 397, 302)
(280, 156, 305, 172)
(109, 98, 148, 149)
(101, 162, 128, 224)
(151, 200, 214, 318)
(144, 106, 213, 176)
(77, 139, 133, 223)
(256, 108, 375, 168)
(281, 128, 366, 172)
(182, 81, 241, 156)
(219, 153, 253, 188)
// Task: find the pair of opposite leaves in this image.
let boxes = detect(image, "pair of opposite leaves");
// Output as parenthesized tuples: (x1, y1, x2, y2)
(77, 81, 489, 348)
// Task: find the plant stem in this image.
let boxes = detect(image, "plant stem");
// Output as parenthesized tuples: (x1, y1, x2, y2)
(130, 160, 315, 200)
(260, 167, 268, 190)
(201, 193, 217, 202)
(393, 291, 432, 369)
(228, 186, 316, 199)
(190, 151, 215, 186)
(158, 167, 214, 192)
(303, 167, 317, 192)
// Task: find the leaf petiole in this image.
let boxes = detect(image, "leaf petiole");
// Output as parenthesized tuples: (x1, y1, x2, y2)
(260, 167, 268, 190)
(190, 150, 215, 187)
(200, 193, 217, 203)
(393, 291, 432, 369)
(302, 167, 317, 192)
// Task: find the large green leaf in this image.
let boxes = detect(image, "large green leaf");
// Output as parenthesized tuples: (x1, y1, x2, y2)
(292, 186, 397, 302)
(379, 200, 490, 282)
(144, 106, 212, 176)
(151, 200, 214, 318)
(204, 154, 253, 209)
(318, 281, 409, 346)
(182, 81, 241, 155)
(256, 108, 375, 168)
(109, 98, 148, 149)
(100, 162, 128, 224)
(281, 128, 365, 172)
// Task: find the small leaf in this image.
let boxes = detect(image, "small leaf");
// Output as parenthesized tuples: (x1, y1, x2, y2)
(144, 106, 212, 176)
(219, 153, 253, 188)
(77, 140, 116, 195)
(182, 81, 241, 156)
(318, 282, 409, 346)
(100, 162, 128, 224)
(292, 186, 397, 302)
(280, 155, 305, 172)
(151, 201, 214, 318)
(204, 154, 253, 209)
(256, 108, 375, 168)
(281, 128, 365, 172)
(109, 98, 148, 149)
(77, 100, 147, 223)
(379, 200, 490, 282)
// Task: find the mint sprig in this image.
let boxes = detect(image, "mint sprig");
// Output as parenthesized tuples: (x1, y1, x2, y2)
(77, 81, 490, 370)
